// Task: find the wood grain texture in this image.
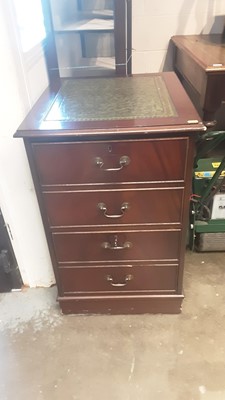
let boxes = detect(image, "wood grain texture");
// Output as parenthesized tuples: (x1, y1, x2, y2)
(172, 35, 225, 71)
(58, 295, 184, 314)
(52, 230, 180, 264)
(58, 265, 178, 294)
(32, 138, 188, 185)
(172, 34, 225, 121)
(42, 187, 183, 228)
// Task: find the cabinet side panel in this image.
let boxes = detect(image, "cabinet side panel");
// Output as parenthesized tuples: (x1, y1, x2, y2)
(177, 135, 195, 293)
(24, 139, 62, 296)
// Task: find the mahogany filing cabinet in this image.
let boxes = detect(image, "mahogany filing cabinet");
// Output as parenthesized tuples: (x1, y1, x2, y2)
(15, 72, 205, 314)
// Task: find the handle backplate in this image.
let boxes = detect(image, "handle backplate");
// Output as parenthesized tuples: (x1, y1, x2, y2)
(98, 202, 129, 218)
(106, 274, 133, 287)
(95, 155, 130, 171)
(102, 241, 132, 250)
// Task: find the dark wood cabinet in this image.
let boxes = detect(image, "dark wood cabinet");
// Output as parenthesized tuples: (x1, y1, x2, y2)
(15, 72, 205, 314)
(171, 34, 225, 124)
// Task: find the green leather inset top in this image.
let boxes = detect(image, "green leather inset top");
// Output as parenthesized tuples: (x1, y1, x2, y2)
(45, 76, 177, 122)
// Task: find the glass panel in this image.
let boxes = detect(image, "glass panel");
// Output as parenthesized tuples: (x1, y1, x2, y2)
(49, 0, 116, 78)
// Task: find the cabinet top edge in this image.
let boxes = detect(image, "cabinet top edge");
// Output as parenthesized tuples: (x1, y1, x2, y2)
(171, 34, 225, 71)
(14, 72, 205, 139)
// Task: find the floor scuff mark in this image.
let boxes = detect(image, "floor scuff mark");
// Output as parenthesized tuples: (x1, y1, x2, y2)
(128, 356, 136, 382)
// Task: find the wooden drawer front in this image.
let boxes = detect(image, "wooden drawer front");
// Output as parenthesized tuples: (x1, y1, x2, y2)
(32, 138, 188, 185)
(43, 188, 183, 227)
(53, 230, 180, 263)
(58, 265, 178, 294)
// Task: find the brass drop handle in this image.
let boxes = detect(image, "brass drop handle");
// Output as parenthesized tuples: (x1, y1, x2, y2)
(106, 274, 133, 287)
(102, 235, 132, 250)
(98, 202, 129, 218)
(95, 155, 130, 171)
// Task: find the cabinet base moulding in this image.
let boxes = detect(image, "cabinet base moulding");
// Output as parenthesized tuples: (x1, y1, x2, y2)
(58, 294, 184, 314)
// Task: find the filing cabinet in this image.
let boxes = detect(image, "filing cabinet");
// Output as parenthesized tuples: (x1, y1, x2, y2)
(15, 73, 205, 313)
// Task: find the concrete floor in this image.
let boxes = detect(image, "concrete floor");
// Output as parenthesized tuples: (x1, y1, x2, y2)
(0, 251, 225, 400)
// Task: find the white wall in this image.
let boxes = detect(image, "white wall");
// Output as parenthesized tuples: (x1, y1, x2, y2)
(132, 0, 225, 73)
(0, 1, 55, 287)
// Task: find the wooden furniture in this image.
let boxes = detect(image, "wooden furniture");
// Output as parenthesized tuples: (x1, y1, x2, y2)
(42, 0, 131, 80)
(171, 35, 225, 124)
(15, 72, 205, 314)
